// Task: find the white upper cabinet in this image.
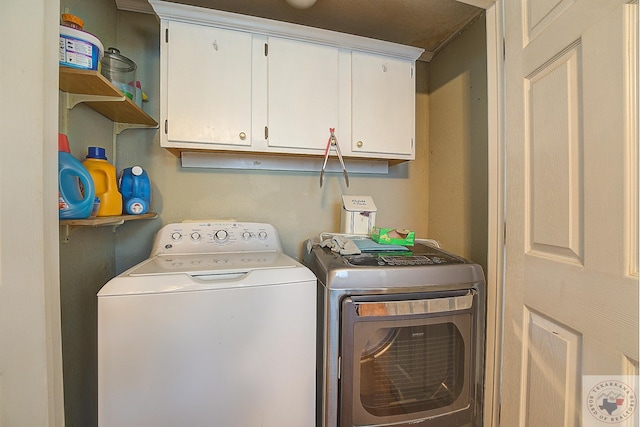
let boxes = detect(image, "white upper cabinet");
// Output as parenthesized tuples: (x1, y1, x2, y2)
(165, 21, 253, 148)
(266, 38, 341, 154)
(150, 0, 423, 162)
(351, 52, 415, 157)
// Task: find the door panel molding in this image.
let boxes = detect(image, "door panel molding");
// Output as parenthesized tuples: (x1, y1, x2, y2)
(519, 307, 582, 426)
(525, 41, 583, 264)
(525, 0, 576, 45)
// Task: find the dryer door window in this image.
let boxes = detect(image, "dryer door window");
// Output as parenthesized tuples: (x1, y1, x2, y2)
(339, 290, 476, 426)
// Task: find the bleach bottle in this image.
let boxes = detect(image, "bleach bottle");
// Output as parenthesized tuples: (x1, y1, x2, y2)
(58, 134, 95, 219)
(118, 166, 151, 215)
(83, 147, 122, 216)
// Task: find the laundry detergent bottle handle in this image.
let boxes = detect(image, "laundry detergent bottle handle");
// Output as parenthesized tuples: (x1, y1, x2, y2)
(119, 166, 151, 215)
(58, 134, 95, 219)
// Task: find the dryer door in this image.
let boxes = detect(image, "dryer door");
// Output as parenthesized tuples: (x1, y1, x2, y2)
(339, 290, 477, 427)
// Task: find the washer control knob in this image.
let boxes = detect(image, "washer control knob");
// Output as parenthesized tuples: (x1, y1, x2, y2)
(258, 231, 268, 240)
(242, 231, 252, 240)
(215, 229, 229, 242)
(190, 232, 201, 241)
(171, 232, 182, 241)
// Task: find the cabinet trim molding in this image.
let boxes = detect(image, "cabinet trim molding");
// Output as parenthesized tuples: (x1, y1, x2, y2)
(149, 0, 424, 60)
(180, 151, 390, 174)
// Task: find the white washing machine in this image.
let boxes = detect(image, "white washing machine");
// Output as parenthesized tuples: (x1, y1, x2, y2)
(97, 221, 316, 427)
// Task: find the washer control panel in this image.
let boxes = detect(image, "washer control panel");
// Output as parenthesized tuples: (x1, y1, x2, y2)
(150, 222, 281, 255)
(342, 243, 465, 267)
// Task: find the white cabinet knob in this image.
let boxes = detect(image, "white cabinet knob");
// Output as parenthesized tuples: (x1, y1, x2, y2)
(239, 132, 246, 140)
(357, 140, 363, 148)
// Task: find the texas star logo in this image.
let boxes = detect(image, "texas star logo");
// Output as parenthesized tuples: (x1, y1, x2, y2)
(587, 380, 637, 423)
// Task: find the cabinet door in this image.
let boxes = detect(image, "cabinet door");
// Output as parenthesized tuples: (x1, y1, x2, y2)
(166, 21, 252, 147)
(266, 37, 340, 153)
(351, 52, 415, 157)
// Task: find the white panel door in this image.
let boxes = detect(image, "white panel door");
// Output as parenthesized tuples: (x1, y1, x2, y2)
(351, 52, 415, 157)
(166, 21, 253, 147)
(502, 0, 638, 426)
(267, 37, 340, 153)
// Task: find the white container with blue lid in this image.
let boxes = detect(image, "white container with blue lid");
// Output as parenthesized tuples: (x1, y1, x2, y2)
(59, 25, 104, 70)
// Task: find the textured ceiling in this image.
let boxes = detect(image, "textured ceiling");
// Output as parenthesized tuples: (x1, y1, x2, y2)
(178, 0, 484, 61)
(120, 0, 485, 61)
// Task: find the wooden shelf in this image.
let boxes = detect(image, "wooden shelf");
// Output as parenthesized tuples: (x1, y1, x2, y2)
(59, 67, 158, 126)
(59, 212, 158, 243)
(60, 212, 158, 227)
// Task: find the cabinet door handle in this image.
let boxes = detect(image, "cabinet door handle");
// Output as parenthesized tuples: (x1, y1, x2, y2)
(357, 140, 363, 148)
(239, 132, 246, 140)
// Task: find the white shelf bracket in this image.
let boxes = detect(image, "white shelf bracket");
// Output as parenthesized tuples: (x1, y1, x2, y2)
(114, 122, 158, 135)
(62, 225, 71, 244)
(59, 97, 70, 134)
(64, 91, 126, 110)
(60, 219, 126, 243)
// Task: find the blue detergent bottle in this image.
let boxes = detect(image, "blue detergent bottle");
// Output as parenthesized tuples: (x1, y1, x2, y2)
(58, 133, 96, 219)
(118, 166, 151, 215)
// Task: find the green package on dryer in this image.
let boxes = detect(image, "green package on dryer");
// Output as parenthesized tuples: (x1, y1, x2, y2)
(371, 227, 415, 246)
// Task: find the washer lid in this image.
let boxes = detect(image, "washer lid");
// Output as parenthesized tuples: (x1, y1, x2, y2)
(128, 251, 296, 276)
(99, 252, 315, 296)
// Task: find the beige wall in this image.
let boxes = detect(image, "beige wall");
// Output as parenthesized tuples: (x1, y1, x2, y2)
(428, 16, 488, 271)
(58, 1, 486, 425)
(59, 1, 120, 426)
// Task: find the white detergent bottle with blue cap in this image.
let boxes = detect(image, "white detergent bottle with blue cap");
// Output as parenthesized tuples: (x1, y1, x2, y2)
(118, 166, 151, 215)
(58, 134, 95, 219)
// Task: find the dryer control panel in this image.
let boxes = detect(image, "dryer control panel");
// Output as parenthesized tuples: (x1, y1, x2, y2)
(150, 222, 282, 255)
